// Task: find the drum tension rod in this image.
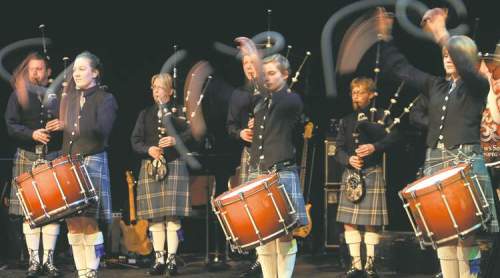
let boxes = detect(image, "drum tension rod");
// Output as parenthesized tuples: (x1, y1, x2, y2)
(436, 182, 461, 239)
(239, 192, 263, 245)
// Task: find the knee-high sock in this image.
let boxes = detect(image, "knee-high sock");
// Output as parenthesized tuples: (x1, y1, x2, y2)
(149, 222, 166, 264)
(457, 245, 481, 278)
(277, 239, 297, 278)
(83, 232, 104, 272)
(364, 231, 380, 268)
(41, 223, 60, 264)
(344, 230, 362, 270)
(68, 233, 86, 276)
(437, 245, 459, 278)
(23, 223, 41, 263)
(166, 220, 181, 264)
(256, 240, 277, 278)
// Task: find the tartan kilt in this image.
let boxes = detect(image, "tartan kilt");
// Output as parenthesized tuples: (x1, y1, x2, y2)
(248, 169, 308, 227)
(75, 152, 113, 223)
(136, 158, 192, 220)
(423, 145, 499, 233)
(9, 148, 60, 216)
(337, 166, 389, 226)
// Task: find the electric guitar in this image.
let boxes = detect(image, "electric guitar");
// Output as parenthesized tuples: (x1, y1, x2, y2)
(293, 122, 314, 238)
(120, 171, 152, 255)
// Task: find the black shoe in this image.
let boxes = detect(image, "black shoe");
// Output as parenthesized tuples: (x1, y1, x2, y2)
(42, 262, 61, 277)
(239, 260, 261, 278)
(42, 250, 61, 277)
(364, 267, 379, 278)
(165, 254, 178, 276)
(26, 253, 42, 278)
(345, 267, 364, 278)
(166, 262, 178, 276)
(85, 270, 97, 278)
(148, 262, 166, 276)
(364, 256, 379, 278)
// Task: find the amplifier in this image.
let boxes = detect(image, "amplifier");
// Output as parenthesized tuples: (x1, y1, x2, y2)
(324, 185, 343, 248)
(324, 138, 344, 186)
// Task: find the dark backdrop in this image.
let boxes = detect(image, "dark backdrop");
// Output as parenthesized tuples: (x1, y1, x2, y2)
(0, 0, 498, 254)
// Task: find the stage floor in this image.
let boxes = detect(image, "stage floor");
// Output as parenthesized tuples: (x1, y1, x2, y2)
(0, 253, 434, 278)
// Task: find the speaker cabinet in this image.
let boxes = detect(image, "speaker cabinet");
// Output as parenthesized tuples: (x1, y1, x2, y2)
(324, 186, 343, 248)
(324, 138, 344, 186)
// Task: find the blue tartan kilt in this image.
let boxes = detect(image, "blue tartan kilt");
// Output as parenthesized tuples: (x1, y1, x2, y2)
(73, 152, 113, 223)
(9, 148, 60, 216)
(248, 169, 308, 227)
(136, 158, 192, 220)
(337, 166, 389, 226)
(424, 145, 499, 233)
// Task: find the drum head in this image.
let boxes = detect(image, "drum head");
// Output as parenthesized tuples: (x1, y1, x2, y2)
(221, 173, 276, 199)
(404, 164, 467, 193)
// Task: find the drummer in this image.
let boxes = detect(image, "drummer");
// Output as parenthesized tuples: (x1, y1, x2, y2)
(5, 52, 63, 277)
(61, 51, 117, 278)
(377, 8, 498, 278)
(237, 36, 307, 278)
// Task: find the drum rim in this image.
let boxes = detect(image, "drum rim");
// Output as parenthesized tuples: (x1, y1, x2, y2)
(230, 219, 298, 250)
(214, 173, 279, 206)
(400, 163, 470, 197)
(15, 154, 83, 184)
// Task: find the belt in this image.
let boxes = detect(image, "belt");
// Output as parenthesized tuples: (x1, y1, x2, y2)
(268, 160, 296, 172)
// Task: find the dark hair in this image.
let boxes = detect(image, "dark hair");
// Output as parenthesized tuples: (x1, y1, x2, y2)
(75, 51, 103, 83)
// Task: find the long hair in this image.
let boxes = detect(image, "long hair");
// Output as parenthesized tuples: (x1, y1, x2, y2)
(10, 52, 50, 109)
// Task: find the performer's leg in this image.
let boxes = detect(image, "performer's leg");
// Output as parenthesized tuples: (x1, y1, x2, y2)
(256, 240, 277, 278)
(276, 234, 297, 278)
(436, 245, 459, 278)
(23, 222, 42, 276)
(344, 225, 363, 272)
(457, 238, 481, 278)
(166, 218, 181, 275)
(364, 226, 380, 277)
(67, 232, 86, 277)
(67, 216, 102, 278)
(41, 223, 61, 277)
(148, 220, 166, 275)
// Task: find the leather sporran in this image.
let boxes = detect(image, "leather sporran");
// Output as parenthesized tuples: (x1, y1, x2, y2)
(345, 168, 365, 203)
(146, 155, 167, 181)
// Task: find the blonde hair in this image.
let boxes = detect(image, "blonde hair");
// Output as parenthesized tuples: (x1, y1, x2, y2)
(151, 73, 173, 90)
(262, 54, 290, 74)
(350, 77, 375, 93)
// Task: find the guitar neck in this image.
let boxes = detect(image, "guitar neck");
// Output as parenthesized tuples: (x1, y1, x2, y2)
(128, 183, 137, 223)
(299, 138, 308, 194)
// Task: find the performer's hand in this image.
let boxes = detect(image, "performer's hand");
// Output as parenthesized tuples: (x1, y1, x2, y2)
(240, 128, 253, 143)
(248, 118, 254, 129)
(349, 155, 364, 170)
(421, 8, 449, 44)
(355, 144, 376, 158)
(45, 119, 64, 132)
(374, 7, 394, 41)
(158, 136, 176, 148)
(148, 146, 164, 160)
(32, 129, 50, 144)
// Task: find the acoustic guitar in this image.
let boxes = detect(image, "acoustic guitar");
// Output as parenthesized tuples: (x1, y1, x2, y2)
(293, 122, 314, 238)
(119, 170, 152, 255)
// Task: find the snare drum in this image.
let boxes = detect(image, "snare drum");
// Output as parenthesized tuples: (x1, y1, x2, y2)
(399, 163, 491, 248)
(212, 173, 298, 252)
(15, 154, 98, 228)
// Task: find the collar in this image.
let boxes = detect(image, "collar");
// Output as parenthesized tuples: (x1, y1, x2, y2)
(79, 85, 99, 98)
